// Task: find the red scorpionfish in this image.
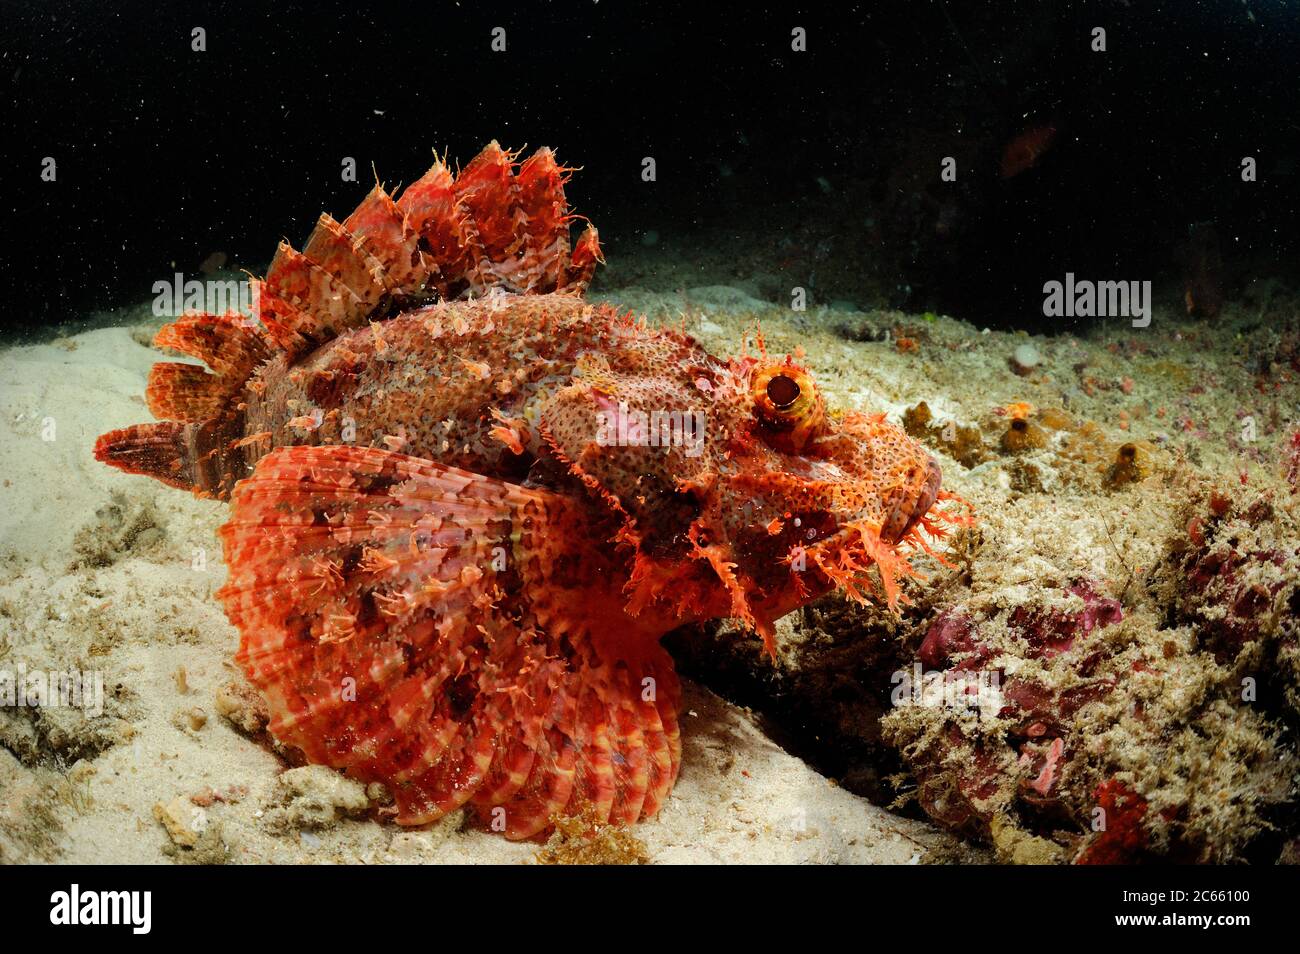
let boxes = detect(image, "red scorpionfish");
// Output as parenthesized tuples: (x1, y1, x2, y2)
(96, 142, 967, 839)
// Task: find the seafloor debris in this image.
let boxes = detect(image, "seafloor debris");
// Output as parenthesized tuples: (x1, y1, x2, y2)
(1010, 342, 1042, 377)
(533, 809, 650, 865)
(154, 796, 203, 848)
(1104, 442, 1152, 489)
(1000, 416, 1047, 454)
(213, 679, 270, 738)
(903, 399, 1166, 494)
(262, 766, 372, 832)
(70, 491, 166, 569)
(903, 400, 987, 468)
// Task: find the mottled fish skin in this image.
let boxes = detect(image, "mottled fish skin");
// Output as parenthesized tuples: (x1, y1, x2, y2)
(240, 291, 956, 630)
(95, 142, 968, 839)
(240, 296, 678, 486)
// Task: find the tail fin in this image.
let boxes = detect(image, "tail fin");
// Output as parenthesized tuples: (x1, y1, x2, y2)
(97, 142, 602, 496)
(94, 421, 192, 491)
(94, 413, 247, 497)
(97, 309, 264, 497)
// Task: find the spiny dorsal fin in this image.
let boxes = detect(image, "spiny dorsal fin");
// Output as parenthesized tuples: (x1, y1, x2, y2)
(96, 143, 605, 499)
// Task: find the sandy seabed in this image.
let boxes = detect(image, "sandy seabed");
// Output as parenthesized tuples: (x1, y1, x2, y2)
(2, 277, 1296, 864)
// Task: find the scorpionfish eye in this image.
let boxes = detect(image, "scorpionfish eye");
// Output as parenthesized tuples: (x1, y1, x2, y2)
(751, 362, 827, 453)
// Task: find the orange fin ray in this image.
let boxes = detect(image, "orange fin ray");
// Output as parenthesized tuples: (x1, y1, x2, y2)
(146, 362, 228, 422)
(300, 212, 391, 310)
(263, 241, 368, 345)
(145, 312, 270, 423)
(342, 184, 434, 300)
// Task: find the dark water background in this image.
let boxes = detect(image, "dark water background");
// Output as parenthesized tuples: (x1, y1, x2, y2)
(2, 0, 1297, 333)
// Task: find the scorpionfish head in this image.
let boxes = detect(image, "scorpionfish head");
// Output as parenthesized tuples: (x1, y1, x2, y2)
(539, 328, 966, 647)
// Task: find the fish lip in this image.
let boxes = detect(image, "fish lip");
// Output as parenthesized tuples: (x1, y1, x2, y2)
(881, 459, 942, 544)
(801, 458, 943, 556)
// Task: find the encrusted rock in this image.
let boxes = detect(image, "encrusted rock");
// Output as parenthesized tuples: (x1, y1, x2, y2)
(264, 765, 370, 832)
(153, 796, 202, 848)
(214, 680, 268, 736)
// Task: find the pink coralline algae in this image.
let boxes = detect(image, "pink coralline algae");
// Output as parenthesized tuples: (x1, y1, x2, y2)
(898, 581, 1124, 840)
(1182, 542, 1292, 662)
(1075, 779, 1151, 865)
(1282, 426, 1300, 493)
(889, 487, 1300, 862)
(1175, 491, 1300, 667)
(919, 582, 1122, 671)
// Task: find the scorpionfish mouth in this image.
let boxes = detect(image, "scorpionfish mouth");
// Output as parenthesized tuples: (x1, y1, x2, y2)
(881, 458, 943, 544)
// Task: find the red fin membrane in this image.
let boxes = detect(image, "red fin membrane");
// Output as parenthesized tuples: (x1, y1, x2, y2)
(145, 312, 270, 423)
(395, 143, 601, 298)
(217, 446, 680, 839)
(453, 140, 523, 292)
(300, 213, 390, 311)
(342, 185, 433, 300)
(94, 414, 245, 496)
(395, 157, 469, 299)
(561, 224, 603, 292)
(514, 147, 575, 292)
(264, 241, 368, 343)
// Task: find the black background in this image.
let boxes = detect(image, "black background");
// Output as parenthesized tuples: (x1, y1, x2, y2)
(7, 865, 1280, 933)
(2, 0, 1297, 332)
